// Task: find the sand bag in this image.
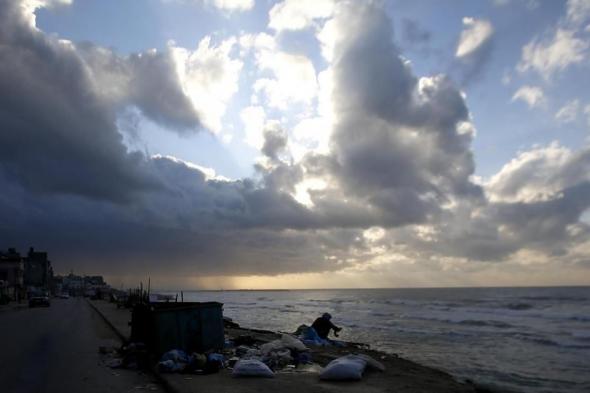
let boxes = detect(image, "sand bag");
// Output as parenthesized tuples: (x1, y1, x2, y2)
(281, 334, 307, 351)
(232, 359, 275, 378)
(354, 354, 386, 371)
(319, 355, 367, 381)
(260, 340, 284, 356)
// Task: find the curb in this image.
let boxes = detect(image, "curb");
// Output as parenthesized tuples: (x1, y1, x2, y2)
(86, 299, 127, 342)
(85, 299, 180, 393)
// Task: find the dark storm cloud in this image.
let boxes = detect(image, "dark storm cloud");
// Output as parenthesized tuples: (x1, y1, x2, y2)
(0, 2, 159, 202)
(0, 161, 352, 276)
(261, 127, 288, 161)
(0, 1, 202, 202)
(387, 145, 590, 262)
(77, 43, 201, 131)
(1, 0, 589, 280)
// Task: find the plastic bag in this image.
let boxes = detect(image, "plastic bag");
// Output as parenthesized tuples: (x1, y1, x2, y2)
(158, 359, 186, 373)
(161, 349, 189, 364)
(232, 359, 275, 378)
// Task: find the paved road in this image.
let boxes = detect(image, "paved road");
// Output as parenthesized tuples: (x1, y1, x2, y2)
(0, 298, 163, 393)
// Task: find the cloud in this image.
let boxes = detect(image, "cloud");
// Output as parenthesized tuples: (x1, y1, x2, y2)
(518, 29, 589, 79)
(302, 3, 482, 227)
(585, 104, 590, 126)
(485, 142, 589, 203)
(80, 45, 201, 132)
(456, 17, 494, 58)
(511, 85, 546, 108)
(518, 1, 590, 80)
(207, 0, 254, 12)
(252, 51, 318, 109)
(555, 99, 581, 123)
(0, 1, 161, 201)
(240, 32, 318, 111)
(170, 36, 243, 133)
(163, 0, 254, 13)
(69, 43, 201, 133)
(2, 0, 590, 285)
(566, 0, 590, 26)
(268, 0, 334, 32)
(455, 17, 494, 84)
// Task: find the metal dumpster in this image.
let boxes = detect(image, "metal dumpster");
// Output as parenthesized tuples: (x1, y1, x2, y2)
(131, 302, 224, 356)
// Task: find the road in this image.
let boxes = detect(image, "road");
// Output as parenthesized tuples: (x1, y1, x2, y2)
(0, 297, 163, 393)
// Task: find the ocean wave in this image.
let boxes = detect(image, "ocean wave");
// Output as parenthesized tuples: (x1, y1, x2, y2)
(512, 334, 590, 350)
(370, 311, 393, 317)
(567, 315, 590, 322)
(504, 303, 534, 310)
(520, 296, 588, 302)
(279, 309, 299, 313)
(456, 319, 513, 328)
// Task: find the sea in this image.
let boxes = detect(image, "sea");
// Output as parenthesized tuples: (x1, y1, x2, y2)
(164, 287, 590, 393)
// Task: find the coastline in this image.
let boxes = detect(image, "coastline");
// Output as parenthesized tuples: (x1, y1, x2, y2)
(88, 299, 497, 393)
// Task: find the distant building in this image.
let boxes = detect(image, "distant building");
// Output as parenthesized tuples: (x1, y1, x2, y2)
(62, 272, 85, 295)
(24, 247, 53, 292)
(84, 275, 105, 286)
(0, 248, 25, 301)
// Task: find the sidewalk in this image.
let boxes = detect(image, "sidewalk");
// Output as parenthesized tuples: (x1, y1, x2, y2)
(88, 298, 132, 340)
(0, 301, 28, 312)
(88, 299, 487, 393)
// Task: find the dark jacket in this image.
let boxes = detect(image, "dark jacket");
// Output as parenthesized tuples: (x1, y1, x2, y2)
(311, 317, 340, 339)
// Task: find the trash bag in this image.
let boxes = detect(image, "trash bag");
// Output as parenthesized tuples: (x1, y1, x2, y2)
(319, 355, 367, 381)
(158, 359, 186, 373)
(232, 359, 275, 378)
(236, 346, 262, 359)
(190, 353, 207, 369)
(280, 334, 307, 351)
(207, 353, 225, 365)
(260, 340, 284, 356)
(263, 348, 292, 370)
(161, 349, 190, 364)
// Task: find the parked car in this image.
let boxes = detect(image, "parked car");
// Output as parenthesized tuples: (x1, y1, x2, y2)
(29, 294, 50, 307)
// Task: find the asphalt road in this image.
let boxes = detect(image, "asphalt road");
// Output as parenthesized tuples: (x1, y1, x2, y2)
(0, 297, 163, 393)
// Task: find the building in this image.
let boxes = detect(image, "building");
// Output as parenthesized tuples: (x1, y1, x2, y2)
(24, 247, 53, 292)
(0, 248, 25, 301)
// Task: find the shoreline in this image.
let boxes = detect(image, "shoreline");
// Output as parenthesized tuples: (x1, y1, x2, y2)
(87, 298, 498, 393)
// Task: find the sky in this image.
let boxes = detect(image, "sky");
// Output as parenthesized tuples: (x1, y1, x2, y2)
(1, 0, 590, 289)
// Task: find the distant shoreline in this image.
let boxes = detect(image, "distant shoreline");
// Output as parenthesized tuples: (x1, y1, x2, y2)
(153, 284, 590, 292)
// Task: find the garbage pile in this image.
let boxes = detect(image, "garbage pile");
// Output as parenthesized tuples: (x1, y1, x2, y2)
(156, 333, 313, 377)
(100, 342, 150, 370)
(154, 332, 385, 381)
(157, 349, 224, 374)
